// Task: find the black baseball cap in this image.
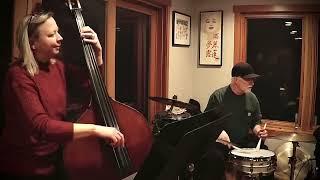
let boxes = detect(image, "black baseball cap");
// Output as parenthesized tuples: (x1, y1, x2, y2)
(231, 62, 260, 79)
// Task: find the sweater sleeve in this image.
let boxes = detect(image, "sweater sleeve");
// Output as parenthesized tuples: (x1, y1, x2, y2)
(65, 63, 92, 103)
(250, 94, 262, 129)
(7, 68, 73, 143)
(204, 92, 220, 112)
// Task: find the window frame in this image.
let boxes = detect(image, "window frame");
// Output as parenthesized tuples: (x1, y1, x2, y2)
(233, 5, 319, 135)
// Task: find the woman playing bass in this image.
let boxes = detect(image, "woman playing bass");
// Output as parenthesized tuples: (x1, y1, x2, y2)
(63, 1, 153, 179)
(0, 11, 124, 180)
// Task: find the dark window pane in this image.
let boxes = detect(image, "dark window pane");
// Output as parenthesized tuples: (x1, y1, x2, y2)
(247, 18, 302, 122)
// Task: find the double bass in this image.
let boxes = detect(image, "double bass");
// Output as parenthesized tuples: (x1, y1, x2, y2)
(63, 0, 153, 179)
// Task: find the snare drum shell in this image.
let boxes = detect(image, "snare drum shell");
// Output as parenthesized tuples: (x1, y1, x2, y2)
(229, 149, 277, 176)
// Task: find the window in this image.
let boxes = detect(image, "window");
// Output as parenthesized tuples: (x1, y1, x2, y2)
(247, 18, 302, 122)
(234, 5, 320, 133)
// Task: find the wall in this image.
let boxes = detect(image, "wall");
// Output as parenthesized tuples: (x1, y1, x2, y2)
(169, 0, 319, 111)
(169, 0, 319, 172)
(168, 0, 195, 103)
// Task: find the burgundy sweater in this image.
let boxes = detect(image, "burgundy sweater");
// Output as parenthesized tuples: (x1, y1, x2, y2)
(0, 59, 74, 176)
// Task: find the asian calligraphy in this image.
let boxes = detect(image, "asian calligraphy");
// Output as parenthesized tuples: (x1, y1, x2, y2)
(173, 12, 191, 46)
(176, 19, 189, 42)
(205, 33, 220, 61)
(199, 11, 222, 65)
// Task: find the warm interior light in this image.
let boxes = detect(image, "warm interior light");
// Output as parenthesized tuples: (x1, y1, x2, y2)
(290, 30, 297, 35)
(285, 21, 292, 26)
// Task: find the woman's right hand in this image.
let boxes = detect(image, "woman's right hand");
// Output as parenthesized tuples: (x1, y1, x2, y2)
(94, 125, 125, 147)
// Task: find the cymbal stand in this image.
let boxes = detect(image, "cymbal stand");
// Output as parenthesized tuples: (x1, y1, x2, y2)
(168, 95, 177, 112)
(289, 141, 299, 180)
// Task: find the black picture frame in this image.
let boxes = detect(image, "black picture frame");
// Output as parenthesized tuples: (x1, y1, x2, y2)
(172, 11, 191, 47)
(199, 10, 223, 66)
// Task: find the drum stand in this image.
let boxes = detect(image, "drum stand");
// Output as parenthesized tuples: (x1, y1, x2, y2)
(288, 141, 299, 180)
(273, 132, 316, 180)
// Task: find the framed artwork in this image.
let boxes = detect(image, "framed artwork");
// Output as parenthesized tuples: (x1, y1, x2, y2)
(199, 10, 223, 66)
(172, 11, 191, 46)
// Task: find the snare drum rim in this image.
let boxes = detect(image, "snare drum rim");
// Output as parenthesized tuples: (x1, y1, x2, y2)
(228, 149, 277, 176)
(230, 149, 275, 159)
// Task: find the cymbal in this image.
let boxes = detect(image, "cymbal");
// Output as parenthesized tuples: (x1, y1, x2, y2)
(149, 96, 195, 109)
(274, 142, 311, 180)
(273, 132, 315, 142)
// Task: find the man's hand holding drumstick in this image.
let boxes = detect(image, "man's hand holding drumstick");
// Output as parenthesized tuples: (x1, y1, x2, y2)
(254, 123, 268, 139)
(255, 123, 267, 150)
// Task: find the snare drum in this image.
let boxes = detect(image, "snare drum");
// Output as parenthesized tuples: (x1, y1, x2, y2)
(229, 148, 277, 177)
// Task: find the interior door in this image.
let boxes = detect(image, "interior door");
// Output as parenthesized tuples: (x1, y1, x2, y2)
(106, 0, 170, 122)
(115, 7, 149, 117)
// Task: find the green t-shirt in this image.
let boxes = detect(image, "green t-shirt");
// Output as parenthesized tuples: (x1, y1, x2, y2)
(205, 85, 261, 146)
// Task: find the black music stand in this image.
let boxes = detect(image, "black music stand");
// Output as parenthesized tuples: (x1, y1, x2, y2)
(134, 106, 230, 180)
(156, 105, 227, 146)
(156, 114, 229, 180)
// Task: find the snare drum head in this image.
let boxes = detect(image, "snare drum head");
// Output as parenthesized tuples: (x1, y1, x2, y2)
(231, 148, 275, 158)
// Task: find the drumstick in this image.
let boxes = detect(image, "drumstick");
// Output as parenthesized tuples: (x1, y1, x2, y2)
(255, 123, 267, 150)
(216, 139, 241, 150)
(231, 144, 242, 150)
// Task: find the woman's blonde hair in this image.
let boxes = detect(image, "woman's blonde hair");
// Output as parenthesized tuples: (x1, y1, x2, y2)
(16, 11, 54, 76)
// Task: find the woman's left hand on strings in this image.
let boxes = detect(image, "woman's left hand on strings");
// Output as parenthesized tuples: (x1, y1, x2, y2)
(80, 26, 103, 65)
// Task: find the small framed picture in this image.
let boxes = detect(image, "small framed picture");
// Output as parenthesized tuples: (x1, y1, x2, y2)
(172, 11, 191, 46)
(199, 10, 223, 66)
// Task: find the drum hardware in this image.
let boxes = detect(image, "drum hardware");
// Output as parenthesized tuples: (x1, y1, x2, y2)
(150, 96, 194, 136)
(289, 141, 299, 180)
(149, 96, 196, 110)
(181, 163, 195, 180)
(273, 132, 315, 180)
(273, 135, 313, 180)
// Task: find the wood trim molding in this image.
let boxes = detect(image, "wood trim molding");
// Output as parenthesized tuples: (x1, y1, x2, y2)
(148, 6, 170, 121)
(105, 0, 117, 98)
(136, 0, 171, 7)
(148, 10, 158, 121)
(233, 4, 320, 13)
(117, 0, 154, 15)
(12, 0, 40, 58)
(233, 13, 247, 64)
(111, 0, 171, 8)
(162, 6, 170, 97)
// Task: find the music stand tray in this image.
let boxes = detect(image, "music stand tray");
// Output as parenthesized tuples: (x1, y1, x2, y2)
(155, 112, 229, 180)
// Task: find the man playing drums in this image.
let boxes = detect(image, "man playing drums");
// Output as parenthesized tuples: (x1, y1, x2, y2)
(195, 62, 269, 180)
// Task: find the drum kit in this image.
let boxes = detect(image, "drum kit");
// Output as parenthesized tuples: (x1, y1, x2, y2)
(149, 96, 196, 135)
(228, 132, 315, 180)
(273, 132, 315, 180)
(149, 96, 316, 180)
(149, 96, 197, 110)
